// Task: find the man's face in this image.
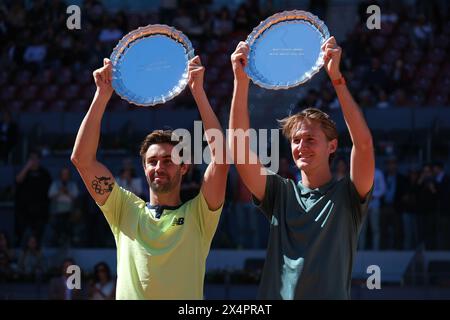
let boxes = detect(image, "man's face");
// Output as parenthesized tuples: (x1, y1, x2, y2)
(290, 120, 337, 172)
(143, 143, 187, 194)
(29, 153, 40, 170)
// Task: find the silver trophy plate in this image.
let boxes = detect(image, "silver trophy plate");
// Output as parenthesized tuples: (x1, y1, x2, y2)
(245, 10, 330, 90)
(110, 25, 194, 106)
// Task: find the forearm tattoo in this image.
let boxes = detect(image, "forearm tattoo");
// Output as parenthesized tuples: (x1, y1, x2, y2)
(92, 176, 114, 195)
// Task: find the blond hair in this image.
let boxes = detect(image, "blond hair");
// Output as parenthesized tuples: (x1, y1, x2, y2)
(279, 108, 338, 163)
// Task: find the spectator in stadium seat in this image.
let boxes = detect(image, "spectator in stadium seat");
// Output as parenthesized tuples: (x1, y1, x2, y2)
(88, 261, 116, 300)
(84, 0, 105, 19)
(357, 89, 375, 108)
(401, 168, 420, 250)
(49, 258, 83, 300)
(67, 207, 88, 247)
(182, 6, 210, 38)
(233, 4, 251, 33)
(15, 150, 52, 245)
(98, 18, 123, 43)
(71, 56, 228, 299)
(295, 89, 320, 113)
(115, 160, 143, 199)
(229, 37, 374, 299)
(172, 8, 194, 34)
(412, 14, 433, 49)
(392, 89, 410, 107)
(380, 157, 406, 250)
(359, 167, 386, 250)
(17, 234, 45, 281)
(376, 89, 392, 109)
(318, 88, 338, 111)
(43, 167, 79, 247)
(212, 6, 233, 37)
(363, 58, 389, 93)
(391, 59, 406, 91)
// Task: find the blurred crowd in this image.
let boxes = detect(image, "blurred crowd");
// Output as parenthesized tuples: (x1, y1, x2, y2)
(293, 0, 450, 112)
(0, 238, 116, 300)
(0, 0, 448, 114)
(1, 0, 450, 287)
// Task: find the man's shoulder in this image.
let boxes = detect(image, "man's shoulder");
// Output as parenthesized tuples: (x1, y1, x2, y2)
(331, 176, 357, 197)
(109, 183, 146, 208)
(180, 191, 203, 210)
(267, 170, 292, 186)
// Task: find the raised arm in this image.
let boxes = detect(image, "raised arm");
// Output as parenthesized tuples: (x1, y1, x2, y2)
(188, 56, 229, 210)
(322, 37, 374, 199)
(70, 58, 115, 205)
(228, 42, 267, 202)
(16, 159, 33, 184)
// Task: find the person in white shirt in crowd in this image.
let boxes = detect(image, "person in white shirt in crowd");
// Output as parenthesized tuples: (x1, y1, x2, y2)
(49, 258, 83, 300)
(18, 234, 45, 281)
(115, 159, 144, 199)
(359, 167, 386, 250)
(43, 167, 79, 247)
(89, 262, 116, 300)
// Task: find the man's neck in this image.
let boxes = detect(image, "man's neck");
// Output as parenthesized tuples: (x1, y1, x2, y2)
(300, 168, 333, 190)
(149, 189, 182, 207)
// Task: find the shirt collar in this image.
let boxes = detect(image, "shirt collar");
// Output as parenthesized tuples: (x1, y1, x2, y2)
(146, 203, 183, 218)
(298, 177, 337, 197)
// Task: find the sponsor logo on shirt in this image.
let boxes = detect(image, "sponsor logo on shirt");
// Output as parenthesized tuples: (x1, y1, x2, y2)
(172, 217, 185, 226)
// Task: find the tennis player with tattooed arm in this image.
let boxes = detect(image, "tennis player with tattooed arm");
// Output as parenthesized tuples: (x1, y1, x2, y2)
(228, 36, 375, 299)
(71, 56, 228, 299)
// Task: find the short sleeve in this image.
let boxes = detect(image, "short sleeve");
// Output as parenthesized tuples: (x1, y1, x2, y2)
(252, 171, 289, 220)
(189, 191, 223, 242)
(97, 183, 144, 237)
(346, 177, 373, 227)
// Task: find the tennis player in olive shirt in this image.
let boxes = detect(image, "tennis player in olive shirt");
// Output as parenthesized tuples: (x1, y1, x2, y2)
(229, 36, 375, 299)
